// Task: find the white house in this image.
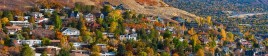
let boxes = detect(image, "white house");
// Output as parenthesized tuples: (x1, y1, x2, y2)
(100, 52, 115, 56)
(61, 27, 80, 37)
(40, 9, 55, 14)
(102, 32, 114, 38)
(10, 21, 31, 27)
(73, 42, 87, 48)
(84, 13, 95, 22)
(17, 40, 42, 46)
(119, 33, 137, 41)
(96, 44, 107, 49)
(6, 25, 22, 35)
(31, 12, 44, 18)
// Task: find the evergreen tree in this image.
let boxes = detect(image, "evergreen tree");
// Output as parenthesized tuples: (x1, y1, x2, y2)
(21, 44, 35, 56)
(58, 49, 70, 56)
(54, 15, 62, 30)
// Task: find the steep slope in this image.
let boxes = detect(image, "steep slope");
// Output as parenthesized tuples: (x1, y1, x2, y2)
(0, 0, 200, 23)
(79, 0, 200, 23)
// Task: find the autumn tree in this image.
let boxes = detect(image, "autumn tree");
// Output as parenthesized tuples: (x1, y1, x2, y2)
(206, 16, 212, 26)
(227, 33, 234, 42)
(220, 28, 227, 41)
(28, 16, 35, 23)
(109, 22, 118, 33)
(107, 10, 123, 22)
(1, 17, 9, 25)
(138, 51, 147, 56)
(0, 46, 9, 56)
(21, 44, 35, 56)
(161, 52, 170, 56)
(196, 49, 205, 56)
(188, 27, 196, 35)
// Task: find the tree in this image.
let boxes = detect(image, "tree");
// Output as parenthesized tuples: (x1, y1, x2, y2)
(101, 5, 113, 16)
(0, 46, 9, 56)
(21, 44, 35, 56)
(6, 12, 13, 21)
(58, 49, 70, 56)
(109, 22, 118, 33)
(220, 28, 227, 41)
(163, 30, 172, 39)
(41, 38, 51, 46)
(161, 52, 170, 56)
(188, 27, 196, 35)
(18, 16, 24, 21)
(0, 21, 2, 30)
(1, 17, 9, 25)
(91, 45, 100, 53)
(227, 33, 234, 42)
(196, 49, 205, 56)
(117, 44, 126, 56)
(137, 51, 147, 56)
(41, 51, 48, 56)
(107, 10, 123, 22)
(54, 15, 62, 30)
(28, 16, 35, 23)
(206, 16, 212, 26)
(125, 51, 133, 56)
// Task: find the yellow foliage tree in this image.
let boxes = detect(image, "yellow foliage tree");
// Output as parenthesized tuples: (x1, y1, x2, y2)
(196, 49, 205, 56)
(227, 33, 234, 42)
(1, 17, 9, 25)
(220, 28, 227, 41)
(206, 16, 212, 26)
(188, 27, 196, 35)
(109, 22, 118, 32)
(108, 10, 123, 21)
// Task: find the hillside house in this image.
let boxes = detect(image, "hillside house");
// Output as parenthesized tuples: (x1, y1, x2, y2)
(6, 25, 22, 35)
(61, 27, 80, 37)
(9, 21, 31, 27)
(16, 40, 42, 46)
(119, 33, 138, 41)
(84, 13, 95, 22)
(31, 12, 44, 18)
(35, 46, 61, 56)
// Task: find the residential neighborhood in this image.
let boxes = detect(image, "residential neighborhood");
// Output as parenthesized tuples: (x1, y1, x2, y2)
(0, 0, 268, 56)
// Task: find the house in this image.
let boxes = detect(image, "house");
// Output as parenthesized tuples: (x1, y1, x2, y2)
(73, 42, 87, 48)
(61, 27, 80, 37)
(119, 33, 138, 41)
(35, 46, 61, 56)
(94, 13, 104, 19)
(84, 13, 95, 22)
(49, 40, 60, 46)
(40, 9, 55, 14)
(9, 21, 31, 27)
(31, 12, 44, 18)
(35, 18, 49, 23)
(71, 50, 90, 56)
(16, 40, 42, 46)
(6, 25, 22, 34)
(100, 52, 116, 56)
(102, 32, 114, 38)
(96, 44, 107, 49)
